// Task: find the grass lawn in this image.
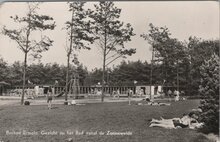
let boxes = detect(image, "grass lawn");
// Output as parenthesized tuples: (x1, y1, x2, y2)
(0, 100, 213, 142)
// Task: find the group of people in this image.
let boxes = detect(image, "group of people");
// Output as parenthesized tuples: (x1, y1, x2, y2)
(46, 87, 186, 109)
(112, 89, 120, 99)
(36, 85, 205, 130)
(167, 89, 185, 102)
(46, 86, 86, 109)
(149, 111, 204, 129)
(112, 89, 134, 99)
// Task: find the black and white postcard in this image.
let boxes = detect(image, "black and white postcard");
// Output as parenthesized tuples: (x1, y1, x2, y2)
(0, 1, 219, 142)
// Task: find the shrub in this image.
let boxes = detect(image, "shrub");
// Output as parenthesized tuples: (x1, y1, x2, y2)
(198, 54, 219, 134)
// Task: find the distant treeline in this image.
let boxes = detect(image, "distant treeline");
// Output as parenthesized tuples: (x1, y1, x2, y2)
(0, 37, 219, 96)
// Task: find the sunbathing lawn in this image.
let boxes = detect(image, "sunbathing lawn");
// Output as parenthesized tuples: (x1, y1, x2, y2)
(0, 100, 212, 142)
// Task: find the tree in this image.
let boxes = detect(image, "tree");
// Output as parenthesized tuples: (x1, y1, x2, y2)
(76, 64, 89, 86)
(2, 3, 55, 105)
(0, 58, 10, 82)
(187, 37, 219, 95)
(63, 2, 95, 104)
(109, 60, 151, 86)
(141, 23, 189, 93)
(84, 60, 151, 87)
(20, 63, 66, 86)
(89, 2, 136, 102)
(84, 68, 104, 86)
(9, 61, 23, 85)
(27, 63, 45, 85)
(198, 54, 219, 134)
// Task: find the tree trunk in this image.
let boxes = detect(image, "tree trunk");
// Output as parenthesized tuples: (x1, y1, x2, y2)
(21, 52, 27, 105)
(150, 46, 155, 100)
(21, 9, 30, 105)
(101, 22, 107, 102)
(177, 63, 179, 91)
(101, 51, 106, 102)
(64, 8, 74, 105)
(65, 54, 70, 104)
(188, 63, 192, 96)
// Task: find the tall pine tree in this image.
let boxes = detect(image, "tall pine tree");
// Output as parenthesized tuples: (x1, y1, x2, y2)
(63, 2, 95, 103)
(2, 3, 55, 105)
(88, 2, 135, 102)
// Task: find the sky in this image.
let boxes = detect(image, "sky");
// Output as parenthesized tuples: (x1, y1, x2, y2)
(0, 1, 219, 71)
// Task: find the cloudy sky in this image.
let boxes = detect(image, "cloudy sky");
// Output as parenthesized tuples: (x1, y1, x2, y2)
(0, 1, 219, 70)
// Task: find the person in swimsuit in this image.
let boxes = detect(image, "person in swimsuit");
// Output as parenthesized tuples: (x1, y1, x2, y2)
(47, 86, 53, 109)
(149, 113, 202, 129)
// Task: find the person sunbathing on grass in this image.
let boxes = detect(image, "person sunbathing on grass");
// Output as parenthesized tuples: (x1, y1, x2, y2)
(138, 102, 171, 106)
(149, 112, 204, 129)
(68, 100, 85, 106)
(137, 99, 171, 106)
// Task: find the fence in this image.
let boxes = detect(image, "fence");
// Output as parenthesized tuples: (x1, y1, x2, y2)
(5, 86, 136, 96)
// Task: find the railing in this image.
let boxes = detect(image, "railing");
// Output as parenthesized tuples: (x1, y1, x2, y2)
(5, 86, 136, 96)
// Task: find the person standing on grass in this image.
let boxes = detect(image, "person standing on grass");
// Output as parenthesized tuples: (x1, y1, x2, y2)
(127, 89, 133, 105)
(116, 89, 120, 99)
(47, 86, 53, 109)
(175, 90, 180, 102)
(167, 89, 172, 101)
